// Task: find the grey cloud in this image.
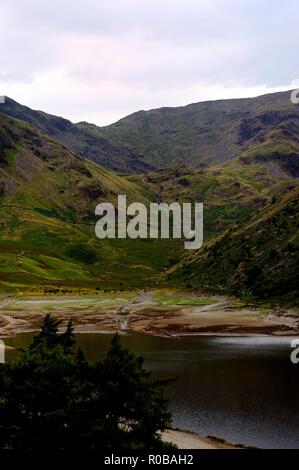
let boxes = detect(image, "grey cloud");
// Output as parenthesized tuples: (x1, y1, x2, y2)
(1, 0, 298, 124)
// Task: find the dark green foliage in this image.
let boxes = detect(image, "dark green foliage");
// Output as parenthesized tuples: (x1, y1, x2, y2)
(65, 243, 99, 264)
(0, 315, 172, 451)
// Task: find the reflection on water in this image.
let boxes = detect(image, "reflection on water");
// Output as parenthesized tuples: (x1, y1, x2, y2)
(3, 331, 299, 449)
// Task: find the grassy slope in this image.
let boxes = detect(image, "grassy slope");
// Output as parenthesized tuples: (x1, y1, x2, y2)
(136, 165, 295, 238)
(0, 113, 178, 292)
(168, 186, 299, 303)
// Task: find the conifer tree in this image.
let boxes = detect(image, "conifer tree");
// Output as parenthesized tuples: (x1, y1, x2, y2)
(0, 315, 173, 451)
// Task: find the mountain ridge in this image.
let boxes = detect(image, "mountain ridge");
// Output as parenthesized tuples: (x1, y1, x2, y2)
(1, 90, 299, 176)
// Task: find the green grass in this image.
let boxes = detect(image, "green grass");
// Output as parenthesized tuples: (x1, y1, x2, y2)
(9, 291, 137, 311)
(153, 289, 216, 306)
(4, 149, 16, 167)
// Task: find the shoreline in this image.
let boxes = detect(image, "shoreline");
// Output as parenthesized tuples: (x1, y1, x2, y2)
(162, 428, 250, 449)
(2, 328, 299, 342)
(1, 323, 299, 341)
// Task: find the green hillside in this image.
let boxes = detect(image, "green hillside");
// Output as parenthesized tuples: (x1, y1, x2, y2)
(168, 186, 299, 303)
(137, 165, 295, 239)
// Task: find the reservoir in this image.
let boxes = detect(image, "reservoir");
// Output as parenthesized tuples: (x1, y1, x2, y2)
(3, 331, 299, 449)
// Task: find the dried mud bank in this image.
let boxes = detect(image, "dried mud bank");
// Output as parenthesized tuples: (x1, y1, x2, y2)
(0, 290, 298, 339)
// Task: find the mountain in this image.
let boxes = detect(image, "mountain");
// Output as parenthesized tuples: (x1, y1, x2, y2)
(0, 98, 151, 174)
(168, 186, 299, 303)
(0, 98, 298, 300)
(1, 91, 299, 176)
(102, 91, 299, 176)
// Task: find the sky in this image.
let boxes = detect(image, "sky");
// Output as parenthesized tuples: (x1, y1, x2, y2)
(1, 0, 299, 125)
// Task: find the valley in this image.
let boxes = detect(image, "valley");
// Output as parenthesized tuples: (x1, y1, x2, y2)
(0, 91, 298, 306)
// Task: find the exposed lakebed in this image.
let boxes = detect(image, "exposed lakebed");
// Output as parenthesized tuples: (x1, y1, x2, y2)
(0, 289, 297, 337)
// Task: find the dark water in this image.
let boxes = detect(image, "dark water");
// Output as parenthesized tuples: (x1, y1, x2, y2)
(3, 331, 299, 449)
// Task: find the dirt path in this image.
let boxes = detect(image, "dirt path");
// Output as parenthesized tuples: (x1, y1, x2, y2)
(116, 290, 156, 315)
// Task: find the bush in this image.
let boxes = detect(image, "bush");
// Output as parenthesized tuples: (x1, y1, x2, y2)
(65, 243, 99, 264)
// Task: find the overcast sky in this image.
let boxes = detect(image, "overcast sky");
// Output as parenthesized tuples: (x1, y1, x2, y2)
(1, 0, 298, 125)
